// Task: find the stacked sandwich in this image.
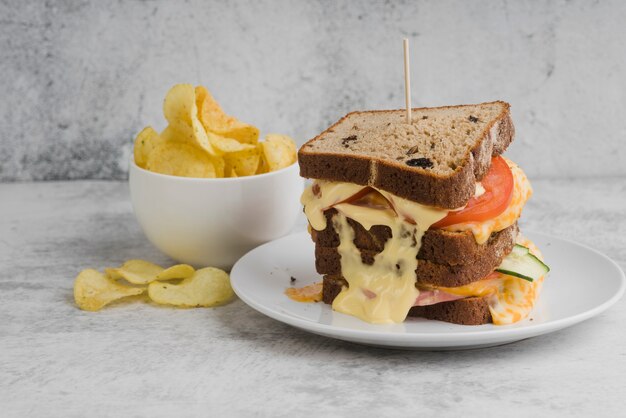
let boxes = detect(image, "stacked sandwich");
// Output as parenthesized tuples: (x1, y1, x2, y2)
(298, 101, 548, 325)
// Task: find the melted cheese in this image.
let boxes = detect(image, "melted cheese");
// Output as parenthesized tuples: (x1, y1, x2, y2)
(333, 204, 396, 231)
(301, 182, 366, 231)
(489, 236, 545, 324)
(330, 208, 447, 324)
(429, 236, 545, 325)
(301, 181, 448, 324)
(443, 158, 533, 244)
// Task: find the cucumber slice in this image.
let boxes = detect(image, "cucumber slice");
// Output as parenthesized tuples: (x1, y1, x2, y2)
(495, 244, 550, 282)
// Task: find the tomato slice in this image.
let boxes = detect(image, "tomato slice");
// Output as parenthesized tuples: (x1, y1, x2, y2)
(432, 156, 514, 228)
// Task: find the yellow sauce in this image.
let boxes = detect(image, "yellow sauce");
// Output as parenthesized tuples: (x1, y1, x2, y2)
(301, 181, 366, 231)
(302, 182, 447, 324)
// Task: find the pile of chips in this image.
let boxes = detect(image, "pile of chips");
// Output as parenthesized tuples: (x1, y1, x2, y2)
(134, 84, 297, 178)
(73, 260, 234, 311)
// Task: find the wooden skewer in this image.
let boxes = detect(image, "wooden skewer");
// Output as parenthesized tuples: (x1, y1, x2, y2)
(403, 38, 412, 124)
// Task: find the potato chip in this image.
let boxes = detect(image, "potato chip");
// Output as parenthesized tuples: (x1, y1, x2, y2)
(159, 124, 179, 142)
(261, 135, 296, 171)
(74, 269, 145, 311)
(207, 131, 256, 153)
(134, 84, 297, 179)
(133, 126, 164, 168)
(190, 116, 217, 156)
(148, 267, 234, 307)
(223, 158, 240, 178)
(146, 142, 216, 178)
(255, 143, 269, 174)
(109, 260, 196, 285)
(109, 259, 164, 285)
(210, 155, 226, 178)
(265, 134, 297, 160)
(161, 124, 212, 154)
(196, 86, 260, 144)
(105, 267, 123, 280)
(224, 147, 261, 177)
(162, 84, 217, 155)
(161, 121, 218, 156)
(163, 84, 196, 126)
(156, 264, 195, 280)
(223, 159, 234, 177)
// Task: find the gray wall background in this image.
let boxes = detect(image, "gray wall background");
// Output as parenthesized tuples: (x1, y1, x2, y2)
(1, 0, 625, 182)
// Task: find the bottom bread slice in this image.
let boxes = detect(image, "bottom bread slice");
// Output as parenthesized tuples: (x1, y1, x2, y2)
(322, 275, 492, 325)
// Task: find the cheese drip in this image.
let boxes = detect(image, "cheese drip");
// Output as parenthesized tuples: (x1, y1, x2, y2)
(331, 211, 445, 323)
(302, 182, 447, 324)
(301, 181, 370, 231)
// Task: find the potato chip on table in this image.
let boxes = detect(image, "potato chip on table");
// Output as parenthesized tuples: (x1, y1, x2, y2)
(74, 269, 145, 311)
(73, 261, 234, 311)
(106, 260, 195, 285)
(148, 267, 234, 308)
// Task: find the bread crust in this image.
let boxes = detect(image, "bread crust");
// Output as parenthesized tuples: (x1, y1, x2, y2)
(322, 275, 492, 325)
(299, 101, 514, 209)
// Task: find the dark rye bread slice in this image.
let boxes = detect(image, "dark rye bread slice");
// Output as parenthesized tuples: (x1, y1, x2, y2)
(299, 101, 514, 209)
(311, 209, 517, 266)
(314, 223, 518, 287)
(322, 275, 492, 325)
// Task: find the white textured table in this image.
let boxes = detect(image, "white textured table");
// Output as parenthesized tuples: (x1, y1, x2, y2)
(1, 179, 625, 417)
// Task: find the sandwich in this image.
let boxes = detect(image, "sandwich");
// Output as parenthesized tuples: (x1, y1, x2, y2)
(290, 101, 549, 325)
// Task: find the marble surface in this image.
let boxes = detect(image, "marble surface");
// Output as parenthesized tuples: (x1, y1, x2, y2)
(2, 0, 626, 181)
(0, 178, 625, 417)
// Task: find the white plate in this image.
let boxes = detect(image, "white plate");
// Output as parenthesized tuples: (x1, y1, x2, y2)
(231, 231, 625, 350)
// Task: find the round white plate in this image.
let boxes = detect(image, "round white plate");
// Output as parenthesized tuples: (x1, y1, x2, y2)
(231, 231, 625, 350)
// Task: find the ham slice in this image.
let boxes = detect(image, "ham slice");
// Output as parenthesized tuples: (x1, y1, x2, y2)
(286, 282, 467, 307)
(413, 289, 465, 306)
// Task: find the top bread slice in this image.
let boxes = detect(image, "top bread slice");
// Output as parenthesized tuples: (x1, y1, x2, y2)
(299, 101, 514, 209)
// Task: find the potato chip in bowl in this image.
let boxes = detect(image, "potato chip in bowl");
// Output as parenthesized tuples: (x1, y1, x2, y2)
(133, 84, 297, 178)
(129, 84, 303, 268)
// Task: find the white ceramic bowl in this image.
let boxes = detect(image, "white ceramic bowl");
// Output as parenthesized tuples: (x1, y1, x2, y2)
(129, 159, 304, 269)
